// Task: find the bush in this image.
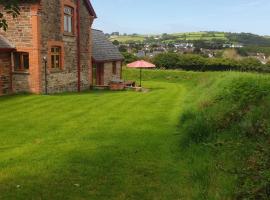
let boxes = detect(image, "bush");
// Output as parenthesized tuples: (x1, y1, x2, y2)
(122, 52, 138, 64)
(152, 53, 269, 73)
(152, 53, 180, 69)
(177, 54, 206, 71)
(238, 57, 262, 71)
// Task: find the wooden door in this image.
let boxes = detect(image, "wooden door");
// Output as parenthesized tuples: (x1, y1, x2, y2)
(96, 63, 104, 85)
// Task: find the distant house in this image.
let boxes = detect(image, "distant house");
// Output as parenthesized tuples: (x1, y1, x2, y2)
(92, 29, 124, 86)
(223, 43, 243, 48)
(136, 50, 146, 58)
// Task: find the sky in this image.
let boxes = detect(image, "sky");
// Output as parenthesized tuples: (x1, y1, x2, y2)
(91, 0, 270, 36)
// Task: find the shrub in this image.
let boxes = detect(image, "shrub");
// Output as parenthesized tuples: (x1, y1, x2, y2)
(177, 54, 206, 71)
(122, 52, 138, 64)
(238, 57, 262, 71)
(152, 53, 180, 69)
(152, 53, 269, 73)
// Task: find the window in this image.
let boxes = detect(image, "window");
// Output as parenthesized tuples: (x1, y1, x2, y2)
(14, 52, 29, 72)
(112, 62, 117, 75)
(64, 6, 74, 33)
(51, 47, 61, 69)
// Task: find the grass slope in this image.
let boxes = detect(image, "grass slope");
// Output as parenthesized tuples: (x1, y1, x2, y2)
(0, 69, 269, 199)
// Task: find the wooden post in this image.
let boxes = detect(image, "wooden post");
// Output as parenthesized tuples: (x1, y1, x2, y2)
(140, 68, 142, 87)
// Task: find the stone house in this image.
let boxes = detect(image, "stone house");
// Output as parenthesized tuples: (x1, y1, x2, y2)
(0, 0, 98, 95)
(92, 29, 124, 86)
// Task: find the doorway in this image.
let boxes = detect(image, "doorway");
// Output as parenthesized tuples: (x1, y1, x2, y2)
(93, 63, 104, 86)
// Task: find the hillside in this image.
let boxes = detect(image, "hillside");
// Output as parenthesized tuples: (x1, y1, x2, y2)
(110, 32, 270, 47)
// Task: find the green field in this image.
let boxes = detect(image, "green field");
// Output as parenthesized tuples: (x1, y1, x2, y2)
(110, 35, 146, 42)
(110, 32, 227, 43)
(171, 32, 227, 41)
(0, 69, 269, 199)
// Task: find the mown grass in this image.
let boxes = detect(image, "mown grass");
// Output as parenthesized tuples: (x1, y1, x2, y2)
(0, 76, 187, 199)
(0, 69, 269, 199)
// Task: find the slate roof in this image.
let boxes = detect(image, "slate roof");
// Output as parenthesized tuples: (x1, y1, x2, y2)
(92, 29, 124, 62)
(0, 35, 15, 50)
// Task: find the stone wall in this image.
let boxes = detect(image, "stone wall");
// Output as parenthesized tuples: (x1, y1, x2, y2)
(0, 53, 11, 95)
(12, 73, 31, 93)
(80, 0, 94, 90)
(103, 61, 122, 85)
(40, 0, 93, 94)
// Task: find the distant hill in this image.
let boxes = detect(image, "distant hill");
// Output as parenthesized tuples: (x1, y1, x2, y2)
(109, 32, 270, 47)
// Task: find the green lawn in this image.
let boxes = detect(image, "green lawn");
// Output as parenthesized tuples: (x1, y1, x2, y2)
(0, 74, 188, 199)
(1, 69, 269, 199)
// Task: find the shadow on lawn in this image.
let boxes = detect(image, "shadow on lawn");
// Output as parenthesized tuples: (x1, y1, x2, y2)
(0, 125, 184, 200)
(0, 93, 33, 102)
(0, 142, 158, 200)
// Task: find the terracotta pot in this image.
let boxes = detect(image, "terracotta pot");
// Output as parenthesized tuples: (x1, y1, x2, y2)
(109, 82, 125, 91)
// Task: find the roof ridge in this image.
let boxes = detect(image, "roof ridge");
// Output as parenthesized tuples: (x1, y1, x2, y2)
(92, 29, 103, 32)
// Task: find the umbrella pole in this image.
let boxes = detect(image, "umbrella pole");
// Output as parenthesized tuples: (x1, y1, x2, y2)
(140, 68, 142, 87)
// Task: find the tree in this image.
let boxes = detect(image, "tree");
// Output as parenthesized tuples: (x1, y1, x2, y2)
(153, 53, 180, 69)
(122, 52, 138, 64)
(118, 45, 127, 52)
(112, 40, 120, 46)
(0, 0, 20, 31)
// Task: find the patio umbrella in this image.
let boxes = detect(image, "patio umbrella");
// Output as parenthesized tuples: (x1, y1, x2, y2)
(127, 60, 156, 87)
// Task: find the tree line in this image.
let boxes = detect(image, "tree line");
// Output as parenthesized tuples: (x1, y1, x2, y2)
(153, 53, 270, 72)
(122, 52, 270, 73)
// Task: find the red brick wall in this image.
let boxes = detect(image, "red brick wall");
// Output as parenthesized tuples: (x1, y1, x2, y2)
(0, 3, 42, 94)
(0, 5, 32, 48)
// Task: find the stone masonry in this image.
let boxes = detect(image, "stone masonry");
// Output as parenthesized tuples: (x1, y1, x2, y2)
(103, 61, 122, 85)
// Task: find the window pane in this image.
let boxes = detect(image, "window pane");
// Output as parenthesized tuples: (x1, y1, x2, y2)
(23, 54, 29, 70)
(64, 16, 72, 33)
(55, 55, 60, 68)
(64, 15, 68, 32)
(64, 7, 72, 15)
(51, 47, 61, 69)
(51, 55, 55, 68)
(68, 17, 72, 32)
(14, 53, 21, 70)
(113, 62, 117, 74)
(64, 5, 73, 33)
